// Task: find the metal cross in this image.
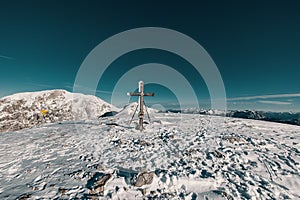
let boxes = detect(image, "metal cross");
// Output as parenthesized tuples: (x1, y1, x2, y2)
(129, 81, 154, 131)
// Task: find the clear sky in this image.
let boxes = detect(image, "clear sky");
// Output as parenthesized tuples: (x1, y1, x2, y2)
(0, 0, 300, 111)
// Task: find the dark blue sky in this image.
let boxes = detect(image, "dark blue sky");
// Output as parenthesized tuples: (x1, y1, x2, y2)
(0, 0, 300, 111)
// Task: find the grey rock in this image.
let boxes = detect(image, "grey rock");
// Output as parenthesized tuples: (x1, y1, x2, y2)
(135, 171, 155, 187)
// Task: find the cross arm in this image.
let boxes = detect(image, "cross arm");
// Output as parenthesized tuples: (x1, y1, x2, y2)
(128, 92, 141, 96)
(144, 93, 155, 96)
(128, 92, 154, 96)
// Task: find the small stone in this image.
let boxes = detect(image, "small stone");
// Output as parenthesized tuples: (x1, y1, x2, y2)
(32, 187, 39, 191)
(222, 191, 234, 200)
(94, 185, 104, 194)
(17, 194, 32, 200)
(135, 171, 154, 187)
(96, 174, 112, 187)
(97, 164, 104, 171)
(214, 150, 225, 158)
(58, 188, 67, 195)
(87, 173, 112, 195)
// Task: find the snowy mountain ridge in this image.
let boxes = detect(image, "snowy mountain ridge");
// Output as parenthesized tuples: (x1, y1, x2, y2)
(166, 108, 300, 126)
(0, 89, 117, 133)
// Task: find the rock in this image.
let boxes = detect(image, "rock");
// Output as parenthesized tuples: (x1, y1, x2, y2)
(214, 150, 225, 159)
(224, 135, 245, 144)
(87, 173, 112, 195)
(135, 171, 155, 187)
(221, 191, 234, 200)
(117, 167, 139, 185)
(97, 164, 104, 171)
(141, 188, 147, 195)
(58, 187, 67, 195)
(96, 174, 112, 187)
(140, 140, 151, 146)
(17, 194, 32, 200)
(150, 190, 156, 195)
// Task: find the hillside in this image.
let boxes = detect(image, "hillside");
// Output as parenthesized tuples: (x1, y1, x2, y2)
(0, 90, 117, 133)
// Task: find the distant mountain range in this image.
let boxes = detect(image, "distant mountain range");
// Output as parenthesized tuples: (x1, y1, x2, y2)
(165, 108, 300, 126)
(1, 90, 299, 133)
(226, 110, 300, 126)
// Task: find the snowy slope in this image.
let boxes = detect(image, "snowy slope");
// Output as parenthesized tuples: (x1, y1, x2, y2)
(114, 103, 158, 123)
(98, 102, 160, 130)
(0, 90, 117, 133)
(0, 113, 299, 199)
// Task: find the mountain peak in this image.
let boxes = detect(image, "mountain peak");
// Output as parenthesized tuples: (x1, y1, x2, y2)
(0, 89, 117, 133)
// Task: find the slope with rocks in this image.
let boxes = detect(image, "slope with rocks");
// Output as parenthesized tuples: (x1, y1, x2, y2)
(0, 90, 117, 133)
(0, 113, 299, 199)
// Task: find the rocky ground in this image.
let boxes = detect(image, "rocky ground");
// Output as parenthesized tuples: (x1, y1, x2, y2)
(0, 112, 299, 199)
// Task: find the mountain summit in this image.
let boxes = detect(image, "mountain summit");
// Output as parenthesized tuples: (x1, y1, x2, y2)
(0, 89, 117, 133)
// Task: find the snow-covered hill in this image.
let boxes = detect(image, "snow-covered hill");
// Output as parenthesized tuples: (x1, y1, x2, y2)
(0, 113, 299, 199)
(115, 103, 158, 120)
(98, 102, 160, 129)
(0, 90, 117, 133)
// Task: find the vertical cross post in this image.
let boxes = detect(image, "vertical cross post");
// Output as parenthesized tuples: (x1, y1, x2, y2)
(129, 81, 154, 131)
(138, 81, 145, 130)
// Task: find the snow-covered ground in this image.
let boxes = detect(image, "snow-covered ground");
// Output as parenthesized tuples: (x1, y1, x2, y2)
(0, 111, 299, 199)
